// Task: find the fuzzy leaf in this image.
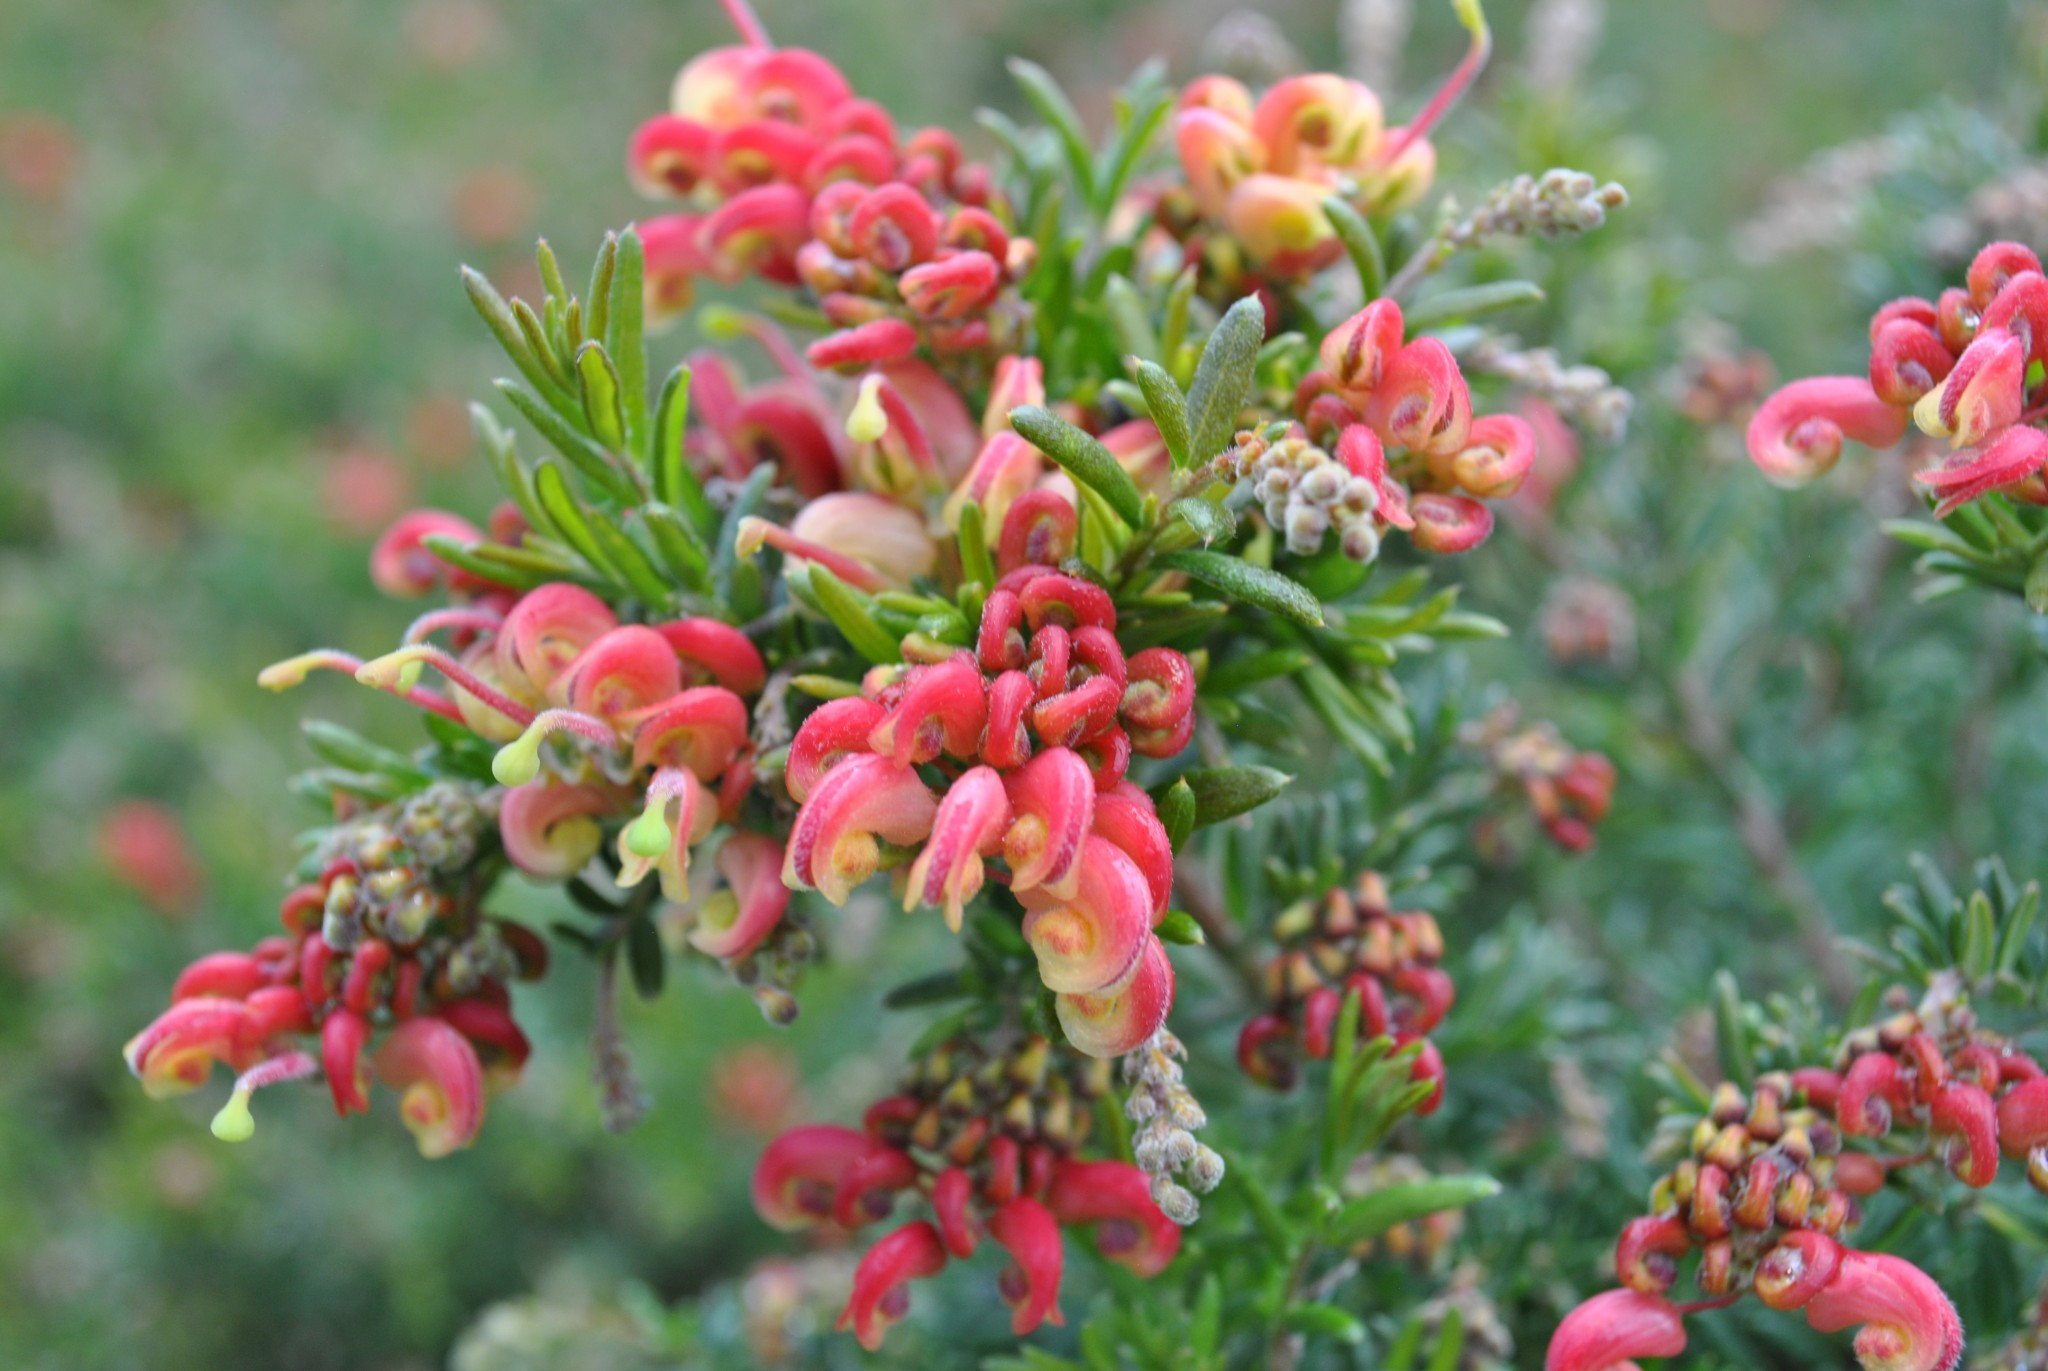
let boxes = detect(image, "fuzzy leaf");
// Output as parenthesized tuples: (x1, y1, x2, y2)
(1157, 549, 1323, 626)
(1131, 359, 1193, 469)
(1182, 765, 1292, 827)
(1185, 295, 1265, 463)
(1010, 404, 1146, 528)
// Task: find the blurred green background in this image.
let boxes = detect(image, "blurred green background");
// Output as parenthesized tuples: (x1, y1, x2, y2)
(2, 0, 2043, 1366)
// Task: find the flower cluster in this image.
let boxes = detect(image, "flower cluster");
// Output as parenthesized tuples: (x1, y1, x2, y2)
(1748, 238, 2048, 513)
(1236, 870, 1452, 1111)
(751, 1032, 1180, 1351)
(781, 569, 1192, 1057)
(625, 24, 1015, 373)
(1547, 995, 2048, 1371)
(124, 782, 542, 1156)
(1462, 705, 1617, 853)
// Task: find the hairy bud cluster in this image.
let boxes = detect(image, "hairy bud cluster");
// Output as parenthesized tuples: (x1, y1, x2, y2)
(751, 1033, 1181, 1351)
(123, 782, 543, 1157)
(1123, 1028, 1223, 1225)
(1214, 428, 1388, 560)
(1748, 239, 2048, 509)
(1462, 705, 1616, 853)
(1237, 871, 1452, 1113)
(1440, 169, 1627, 249)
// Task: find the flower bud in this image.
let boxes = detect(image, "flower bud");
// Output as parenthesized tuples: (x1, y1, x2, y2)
(1745, 375, 1911, 486)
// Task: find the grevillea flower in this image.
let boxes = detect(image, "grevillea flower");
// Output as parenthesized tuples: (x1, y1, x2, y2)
(1044, 1158, 1183, 1277)
(988, 1197, 1065, 1335)
(1055, 935, 1175, 1058)
(1018, 835, 1154, 993)
(1803, 1251, 1963, 1371)
(1545, 1289, 1687, 1371)
(901, 765, 1010, 931)
(98, 800, 203, 916)
(369, 508, 487, 597)
(1746, 376, 1913, 486)
(838, 1221, 949, 1350)
(687, 832, 792, 960)
(499, 782, 614, 879)
(782, 751, 938, 904)
(373, 1015, 487, 1158)
(753, 1124, 879, 1228)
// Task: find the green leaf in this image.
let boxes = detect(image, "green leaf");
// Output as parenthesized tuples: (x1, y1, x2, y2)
(882, 971, 970, 1010)
(1325, 1174, 1500, 1245)
(496, 379, 638, 503)
(637, 503, 711, 592)
(1203, 648, 1312, 693)
(301, 720, 431, 785)
(2027, 544, 2048, 614)
(650, 365, 715, 534)
(1167, 497, 1235, 546)
(1182, 765, 1292, 827)
(419, 533, 551, 591)
(1010, 404, 1145, 528)
(575, 342, 627, 451)
(1185, 295, 1265, 463)
(1281, 1305, 1364, 1344)
(584, 231, 618, 352)
(532, 461, 622, 581)
(1155, 910, 1205, 946)
(1157, 776, 1196, 851)
(1323, 196, 1385, 299)
(1156, 549, 1323, 626)
(581, 502, 675, 607)
(809, 565, 903, 665)
(1403, 279, 1546, 330)
(470, 404, 555, 540)
(1712, 970, 1754, 1089)
(462, 265, 572, 406)
(1006, 58, 1096, 203)
(1131, 359, 1193, 469)
(1426, 1308, 1465, 1371)
(957, 500, 995, 589)
(1103, 274, 1159, 363)
(511, 296, 573, 392)
(608, 226, 648, 458)
(626, 914, 665, 1000)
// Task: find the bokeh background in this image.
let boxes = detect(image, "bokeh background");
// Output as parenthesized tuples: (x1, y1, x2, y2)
(3, 0, 2045, 1366)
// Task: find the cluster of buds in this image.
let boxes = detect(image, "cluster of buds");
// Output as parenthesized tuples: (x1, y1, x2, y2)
(1435, 169, 1627, 252)
(1462, 705, 1616, 853)
(123, 782, 543, 1156)
(781, 567, 1193, 1056)
(1123, 1028, 1223, 1224)
(626, 21, 1001, 337)
(1167, 71, 1436, 281)
(1748, 239, 2048, 513)
(751, 1033, 1181, 1350)
(1265, 298, 1540, 558)
(1236, 870, 1452, 1113)
(1549, 999, 2048, 1371)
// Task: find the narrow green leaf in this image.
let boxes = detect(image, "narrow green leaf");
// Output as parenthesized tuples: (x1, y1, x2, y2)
(1281, 1306, 1364, 1344)
(638, 503, 711, 591)
(1006, 58, 1096, 202)
(1204, 648, 1312, 693)
(1712, 970, 1754, 1089)
(1158, 777, 1196, 851)
(1182, 765, 1292, 827)
(575, 342, 627, 451)
(301, 720, 431, 785)
(535, 238, 569, 308)
(2027, 544, 2048, 614)
(1155, 910, 1205, 946)
(1403, 280, 1546, 330)
(957, 500, 995, 589)
(1156, 549, 1323, 626)
(1131, 359, 1192, 468)
(585, 231, 618, 352)
(1160, 266, 1198, 374)
(1326, 1175, 1500, 1244)
(608, 226, 649, 458)
(651, 364, 715, 535)
(1324, 196, 1385, 299)
(1425, 1308, 1465, 1371)
(531, 461, 621, 581)
(419, 533, 550, 591)
(1010, 404, 1146, 528)
(462, 265, 571, 405)
(1103, 274, 1159, 363)
(882, 971, 969, 1010)
(581, 504, 674, 606)
(1185, 295, 1266, 463)
(497, 379, 637, 503)
(809, 565, 903, 665)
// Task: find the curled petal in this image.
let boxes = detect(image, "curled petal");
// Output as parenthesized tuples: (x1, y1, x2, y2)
(1745, 376, 1910, 486)
(1003, 747, 1096, 894)
(870, 656, 988, 766)
(1410, 492, 1494, 553)
(373, 1016, 485, 1159)
(932, 1167, 980, 1257)
(1365, 339, 1472, 456)
(617, 768, 717, 901)
(1175, 106, 1263, 219)
(123, 998, 258, 1099)
(1544, 1289, 1687, 1371)
(1090, 785, 1173, 921)
(838, 1223, 949, 1352)
(497, 583, 618, 700)
(370, 509, 484, 598)
(791, 493, 937, 589)
(1045, 1159, 1182, 1275)
(754, 1125, 877, 1229)
(629, 113, 715, 197)
(1869, 318, 1957, 407)
(1840, 1051, 1905, 1138)
(901, 250, 1001, 320)
(171, 951, 272, 1003)
(989, 1197, 1065, 1336)
(1755, 1228, 1845, 1311)
(1998, 1077, 2048, 1154)
(436, 996, 532, 1090)
(982, 669, 1036, 769)
(1803, 1251, 1964, 1371)
(984, 355, 1046, 436)
(784, 753, 938, 905)
(1451, 414, 1537, 498)
(709, 118, 817, 193)
(1615, 1215, 1690, 1295)
(1056, 936, 1175, 1058)
(1967, 240, 2044, 308)
(321, 1008, 373, 1116)
(1031, 673, 1123, 749)
(997, 489, 1078, 575)
(1223, 173, 1341, 276)
(727, 391, 844, 497)
(850, 182, 939, 271)
(808, 317, 920, 371)
(1915, 327, 2027, 447)
(903, 766, 1012, 932)
(1121, 647, 1195, 736)
(1320, 299, 1406, 395)
(653, 617, 767, 696)
(1022, 837, 1153, 993)
(562, 625, 683, 720)
(1981, 270, 2048, 366)
(1254, 74, 1382, 174)
(732, 47, 853, 131)
(640, 214, 713, 322)
(631, 685, 751, 779)
(689, 832, 791, 961)
(704, 183, 810, 285)
(833, 1146, 922, 1228)
(1018, 573, 1117, 633)
(787, 697, 887, 802)
(947, 431, 1045, 537)
(1914, 424, 2048, 517)
(1929, 1083, 1999, 1186)
(499, 782, 613, 880)
(669, 45, 758, 124)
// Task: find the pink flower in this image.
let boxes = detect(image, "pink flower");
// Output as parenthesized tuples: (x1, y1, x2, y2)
(1745, 375, 1911, 487)
(1545, 1289, 1687, 1371)
(373, 1016, 487, 1159)
(1803, 1251, 1963, 1371)
(838, 1221, 949, 1351)
(988, 1197, 1065, 1335)
(1044, 1159, 1182, 1276)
